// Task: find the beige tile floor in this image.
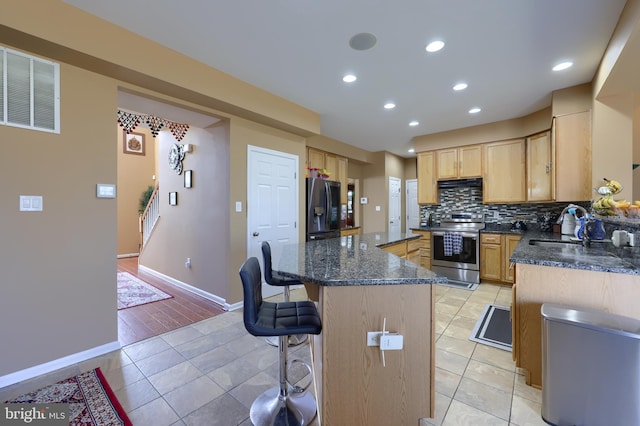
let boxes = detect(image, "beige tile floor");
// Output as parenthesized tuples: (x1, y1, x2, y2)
(0, 283, 548, 425)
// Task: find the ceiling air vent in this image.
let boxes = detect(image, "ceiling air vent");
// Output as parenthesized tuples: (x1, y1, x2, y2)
(2, 47, 60, 133)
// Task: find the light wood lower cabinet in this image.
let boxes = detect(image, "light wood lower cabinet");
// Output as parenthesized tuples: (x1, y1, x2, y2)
(480, 233, 521, 284)
(480, 233, 503, 281)
(409, 230, 432, 269)
(514, 264, 640, 388)
(382, 241, 407, 257)
(340, 227, 360, 237)
(308, 283, 434, 425)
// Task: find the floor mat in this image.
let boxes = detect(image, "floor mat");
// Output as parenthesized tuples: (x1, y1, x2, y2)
(117, 272, 172, 309)
(469, 304, 512, 351)
(4, 368, 132, 425)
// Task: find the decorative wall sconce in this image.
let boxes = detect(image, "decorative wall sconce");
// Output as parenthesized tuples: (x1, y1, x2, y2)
(168, 143, 185, 174)
(168, 143, 194, 175)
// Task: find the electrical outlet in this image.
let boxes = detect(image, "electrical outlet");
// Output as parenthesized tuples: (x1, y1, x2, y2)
(367, 331, 383, 346)
(493, 211, 499, 219)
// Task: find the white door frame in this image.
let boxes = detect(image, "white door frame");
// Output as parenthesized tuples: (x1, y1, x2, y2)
(247, 145, 299, 297)
(406, 179, 419, 230)
(388, 176, 402, 234)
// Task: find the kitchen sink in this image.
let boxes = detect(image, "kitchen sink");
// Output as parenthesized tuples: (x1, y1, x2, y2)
(529, 239, 583, 248)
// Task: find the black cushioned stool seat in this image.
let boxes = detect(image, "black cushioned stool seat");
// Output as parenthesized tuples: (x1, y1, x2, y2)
(261, 241, 309, 346)
(239, 257, 322, 426)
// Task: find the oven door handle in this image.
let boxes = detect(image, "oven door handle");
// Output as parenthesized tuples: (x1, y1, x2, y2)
(433, 231, 478, 239)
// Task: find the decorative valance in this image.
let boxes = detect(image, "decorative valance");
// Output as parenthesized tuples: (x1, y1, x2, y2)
(117, 109, 189, 141)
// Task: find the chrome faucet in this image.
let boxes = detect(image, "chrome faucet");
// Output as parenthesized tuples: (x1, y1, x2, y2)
(556, 204, 588, 224)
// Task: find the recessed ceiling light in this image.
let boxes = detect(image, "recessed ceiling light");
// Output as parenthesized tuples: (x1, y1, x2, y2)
(409, 120, 419, 126)
(343, 74, 357, 83)
(468, 107, 481, 114)
(384, 103, 396, 109)
(453, 83, 468, 91)
(425, 40, 445, 53)
(552, 61, 573, 71)
(408, 148, 415, 153)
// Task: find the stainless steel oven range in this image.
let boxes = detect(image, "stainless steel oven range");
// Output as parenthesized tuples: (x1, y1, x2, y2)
(431, 213, 485, 287)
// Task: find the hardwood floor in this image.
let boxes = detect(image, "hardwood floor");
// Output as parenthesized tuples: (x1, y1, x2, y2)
(117, 257, 225, 346)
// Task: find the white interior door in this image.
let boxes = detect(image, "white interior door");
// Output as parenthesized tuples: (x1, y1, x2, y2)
(406, 179, 420, 230)
(388, 177, 402, 234)
(247, 146, 299, 298)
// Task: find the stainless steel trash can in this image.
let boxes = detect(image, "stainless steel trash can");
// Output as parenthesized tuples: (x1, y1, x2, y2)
(541, 303, 640, 426)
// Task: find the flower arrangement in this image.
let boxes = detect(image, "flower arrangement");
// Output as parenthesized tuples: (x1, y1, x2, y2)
(307, 167, 331, 179)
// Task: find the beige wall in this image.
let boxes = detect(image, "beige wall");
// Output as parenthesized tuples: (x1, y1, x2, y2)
(117, 127, 156, 255)
(139, 124, 232, 300)
(228, 118, 307, 303)
(412, 106, 553, 152)
(0, 64, 118, 376)
(0, 0, 319, 381)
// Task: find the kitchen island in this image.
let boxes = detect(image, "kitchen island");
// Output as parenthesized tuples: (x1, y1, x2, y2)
(510, 230, 640, 388)
(278, 232, 446, 426)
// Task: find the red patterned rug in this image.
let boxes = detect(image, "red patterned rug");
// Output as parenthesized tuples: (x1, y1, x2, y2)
(117, 272, 172, 309)
(5, 368, 132, 425)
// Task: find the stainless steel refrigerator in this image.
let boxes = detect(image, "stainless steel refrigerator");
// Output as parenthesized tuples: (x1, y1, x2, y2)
(306, 178, 341, 240)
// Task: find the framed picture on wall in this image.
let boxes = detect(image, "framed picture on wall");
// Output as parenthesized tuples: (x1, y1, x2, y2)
(184, 170, 193, 188)
(123, 131, 145, 155)
(169, 192, 178, 206)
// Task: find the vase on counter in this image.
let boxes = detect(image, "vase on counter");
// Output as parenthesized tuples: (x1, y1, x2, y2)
(589, 219, 606, 240)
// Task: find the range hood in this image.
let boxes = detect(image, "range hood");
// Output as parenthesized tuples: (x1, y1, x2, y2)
(437, 177, 483, 189)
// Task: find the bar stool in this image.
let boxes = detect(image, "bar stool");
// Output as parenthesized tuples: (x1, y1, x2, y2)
(239, 257, 322, 426)
(261, 241, 308, 346)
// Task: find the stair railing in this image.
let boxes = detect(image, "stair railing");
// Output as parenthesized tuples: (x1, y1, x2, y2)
(140, 183, 160, 248)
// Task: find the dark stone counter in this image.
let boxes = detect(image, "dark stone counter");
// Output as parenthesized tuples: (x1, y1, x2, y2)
(277, 232, 447, 286)
(510, 229, 640, 275)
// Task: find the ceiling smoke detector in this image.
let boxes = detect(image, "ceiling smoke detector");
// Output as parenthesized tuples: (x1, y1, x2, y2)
(349, 33, 377, 51)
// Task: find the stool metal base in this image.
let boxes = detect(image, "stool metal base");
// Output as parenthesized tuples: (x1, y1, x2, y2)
(265, 334, 308, 347)
(250, 386, 317, 426)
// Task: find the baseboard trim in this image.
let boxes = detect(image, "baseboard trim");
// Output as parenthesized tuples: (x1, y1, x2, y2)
(117, 253, 139, 259)
(0, 341, 121, 388)
(138, 265, 230, 310)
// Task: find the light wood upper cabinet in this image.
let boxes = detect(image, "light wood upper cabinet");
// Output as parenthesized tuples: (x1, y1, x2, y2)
(324, 153, 337, 178)
(553, 111, 592, 202)
(436, 148, 458, 179)
(307, 147, 348, 204)
(483, 139, 526, 203)
(307, 147, 325, 170)
(417, 151, 437, 204)
(527, 131, 553, 202)
(436, 145, 482, 180)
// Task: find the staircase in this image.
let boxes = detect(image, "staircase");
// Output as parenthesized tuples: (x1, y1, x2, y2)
(140, 183, 160, 248)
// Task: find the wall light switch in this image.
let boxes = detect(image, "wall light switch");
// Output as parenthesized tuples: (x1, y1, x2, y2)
(96, 184, 116, 198)
(20, 195, 43, 212)
(235, 201, 242, 212)
(375, 205, 381, 212)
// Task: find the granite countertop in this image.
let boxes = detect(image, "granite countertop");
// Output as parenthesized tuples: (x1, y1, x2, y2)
(277, 232, 447, 286)
(510, 229, 640, 275)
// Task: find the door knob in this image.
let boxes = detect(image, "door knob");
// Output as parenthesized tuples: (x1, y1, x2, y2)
(253, 232, 259, 236)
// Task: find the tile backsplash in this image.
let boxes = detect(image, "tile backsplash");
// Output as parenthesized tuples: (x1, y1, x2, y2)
(419, 186, 591, 225)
